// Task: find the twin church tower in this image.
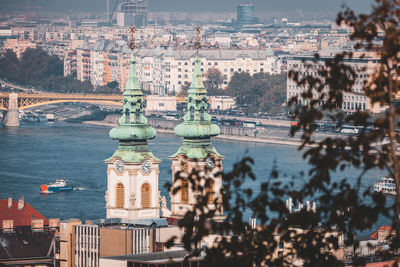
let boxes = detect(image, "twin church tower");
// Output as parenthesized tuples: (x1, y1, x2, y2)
(104, 27, 223, 220)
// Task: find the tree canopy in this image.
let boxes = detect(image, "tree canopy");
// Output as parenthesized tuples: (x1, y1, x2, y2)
(166, 1, 400, 266)
(227, 71, 286, 114)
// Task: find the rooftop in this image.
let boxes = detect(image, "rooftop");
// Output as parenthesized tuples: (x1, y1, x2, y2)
(0, 198, 48, 227)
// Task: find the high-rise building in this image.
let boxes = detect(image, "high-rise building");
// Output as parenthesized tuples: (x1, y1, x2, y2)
(116, 0, 148, 28)
(236, 3, 259, 25)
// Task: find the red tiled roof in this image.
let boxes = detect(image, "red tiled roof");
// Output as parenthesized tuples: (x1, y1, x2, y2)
(370, 225, 393, 240)
(0, 199, 48, 227)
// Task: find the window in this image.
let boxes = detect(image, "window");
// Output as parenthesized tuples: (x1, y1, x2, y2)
(205, 179, 215, 203)
(181, 179, 189, 203)
(116, 183, 124, 208)
(141, 183, 151, 208)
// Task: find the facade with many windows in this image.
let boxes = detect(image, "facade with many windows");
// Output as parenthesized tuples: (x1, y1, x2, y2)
(69, 40, 283, 94)
(286, 51, 383, 113)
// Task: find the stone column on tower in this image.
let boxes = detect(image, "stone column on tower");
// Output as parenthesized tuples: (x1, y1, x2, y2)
(104, 28, 161, 220)
(169, 26, 224, 219)
(3, 93, 20, 127)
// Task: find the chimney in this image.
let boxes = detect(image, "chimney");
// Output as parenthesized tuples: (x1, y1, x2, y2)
(8, 197, 12, 208)
(31, 219, 44, 231)
(49, 218, 60, 229)
(18, 196, 24, 210)
(2, 220, 13, 231)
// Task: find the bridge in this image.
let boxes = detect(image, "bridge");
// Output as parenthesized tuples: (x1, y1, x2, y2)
(0, 92, 125, 111)
(0, 92, 186, 127)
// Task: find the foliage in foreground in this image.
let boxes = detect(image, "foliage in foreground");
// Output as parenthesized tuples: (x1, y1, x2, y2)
(167, 1, 400, 266)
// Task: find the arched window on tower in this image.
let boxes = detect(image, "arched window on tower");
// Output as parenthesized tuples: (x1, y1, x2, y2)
(141, 183, 151, 208)
(205, 179, 215, 203)
(181, 179, 189, 203)
(200, 106, 205, 121)
(135, 109, 140, 123)
(125, 109, 130, 124)
(189, 106, 194, 121)
(115, 183, 124, 208)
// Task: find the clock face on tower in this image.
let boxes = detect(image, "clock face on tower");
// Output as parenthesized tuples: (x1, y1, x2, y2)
(205, 156, 215, 170)
(115, 160, 124, 173)
(141, 159, 152, 174)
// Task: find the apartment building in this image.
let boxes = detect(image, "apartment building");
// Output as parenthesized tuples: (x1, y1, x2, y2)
(56, 218, 169, 267)
(286, 51, 383, 113)
(70, 39, 282, 94)
(1, 38, 36, 58)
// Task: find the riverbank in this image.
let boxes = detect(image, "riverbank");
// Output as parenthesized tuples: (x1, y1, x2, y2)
(83, 120, 306, 147)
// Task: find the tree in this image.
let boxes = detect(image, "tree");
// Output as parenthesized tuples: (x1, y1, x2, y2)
(106, 81, 119, 92)
(0, 50, 19, 81)
(177, 82, 190, 98)
(205, 68, 224, 91)
(227, 72, 286, 114)
(166, 1, 400, 266)
(0, 48, 116, 95)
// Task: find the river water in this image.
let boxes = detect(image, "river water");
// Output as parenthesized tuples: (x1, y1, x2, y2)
(0, 122, 390, 231)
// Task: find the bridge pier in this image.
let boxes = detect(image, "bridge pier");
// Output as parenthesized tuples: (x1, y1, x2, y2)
(3, 93, 19, 127)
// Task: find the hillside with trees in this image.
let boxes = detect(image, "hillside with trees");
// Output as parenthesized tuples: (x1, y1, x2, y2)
(0, 48, 119, 94)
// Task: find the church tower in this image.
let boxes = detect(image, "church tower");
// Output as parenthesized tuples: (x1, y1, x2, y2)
(105, 27, 160, 220)
(169, 26, 224, 218)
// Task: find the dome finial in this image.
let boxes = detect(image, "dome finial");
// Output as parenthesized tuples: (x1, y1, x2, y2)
(128, 25, 136, 51)
(195, 25, 201, 60)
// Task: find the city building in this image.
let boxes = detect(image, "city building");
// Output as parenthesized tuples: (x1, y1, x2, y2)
(70, 41, 282, 94)
(116, 0, 148, 28)
(100, 250, 204, 266)
(286, 51, 384, 113)
(55, 218, 170, 267)
(1, 38, 36, 58)
(0, 197, 59, 266)
(145, 95, 177, 113)
(236, 3, 259, 25)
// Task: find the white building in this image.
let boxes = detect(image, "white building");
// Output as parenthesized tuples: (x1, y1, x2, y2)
(286, 51, 383, 113)
(68, 40, 283, 94)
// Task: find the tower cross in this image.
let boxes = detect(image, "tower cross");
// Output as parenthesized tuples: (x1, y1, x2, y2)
(129, 26, 136, 51)
(195, 25, 201, 58)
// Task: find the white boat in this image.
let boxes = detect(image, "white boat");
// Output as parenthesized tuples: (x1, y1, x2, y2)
(374, 177, 396, 195)
(40, 178, 73, 193)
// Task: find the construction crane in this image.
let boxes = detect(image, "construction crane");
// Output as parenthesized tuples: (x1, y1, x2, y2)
(2, 0, 42, 21)
(109, 0, 120, 24)
(25, 0, 42, 21)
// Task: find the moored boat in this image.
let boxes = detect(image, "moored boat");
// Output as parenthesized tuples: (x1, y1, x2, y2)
(374, 177, 396, 195)
(40, 178, 73, 193)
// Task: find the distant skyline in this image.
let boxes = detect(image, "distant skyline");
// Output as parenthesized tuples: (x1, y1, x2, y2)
(0, 0, 375, 14)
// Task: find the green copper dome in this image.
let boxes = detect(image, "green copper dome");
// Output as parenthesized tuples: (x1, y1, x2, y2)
(106, 51, 159, 163)
(109, 53, 156, 142)
(174, 57, 220, 139)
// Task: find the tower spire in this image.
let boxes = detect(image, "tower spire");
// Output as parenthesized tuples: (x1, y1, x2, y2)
(195, 24, 200, 60)
(172, 25, 221, 156)
(109, 26, 156, 144)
